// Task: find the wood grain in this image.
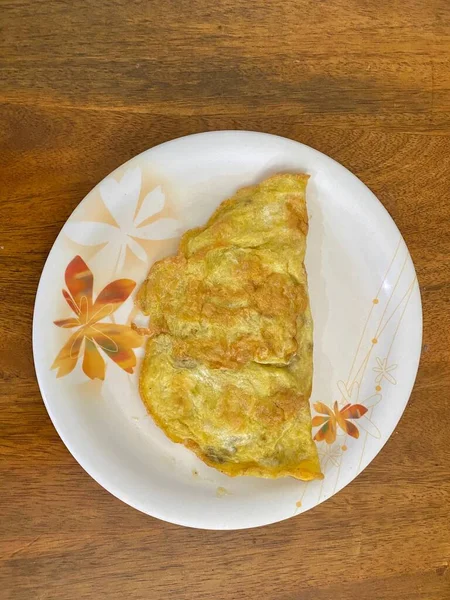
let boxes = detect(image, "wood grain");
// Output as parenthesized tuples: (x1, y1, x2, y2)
(1, 1, 449, 599)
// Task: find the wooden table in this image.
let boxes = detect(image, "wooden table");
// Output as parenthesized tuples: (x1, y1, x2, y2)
(1, 1, 449, 598)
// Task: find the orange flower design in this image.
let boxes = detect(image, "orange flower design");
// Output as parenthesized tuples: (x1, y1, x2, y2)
(312, 401, 368, 444)
(52, 255, 142, 380)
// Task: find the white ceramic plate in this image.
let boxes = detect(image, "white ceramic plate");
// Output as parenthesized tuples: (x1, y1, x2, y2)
(33, 131, 422, 529)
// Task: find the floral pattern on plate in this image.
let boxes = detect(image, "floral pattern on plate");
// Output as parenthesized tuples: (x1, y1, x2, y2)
(52, 255, 142, 380)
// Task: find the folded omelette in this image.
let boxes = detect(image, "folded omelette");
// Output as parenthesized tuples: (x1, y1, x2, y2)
(138, 174, 323, 480)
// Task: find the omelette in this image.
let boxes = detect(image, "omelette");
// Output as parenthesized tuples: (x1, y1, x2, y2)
(138, 174, 323, 480)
